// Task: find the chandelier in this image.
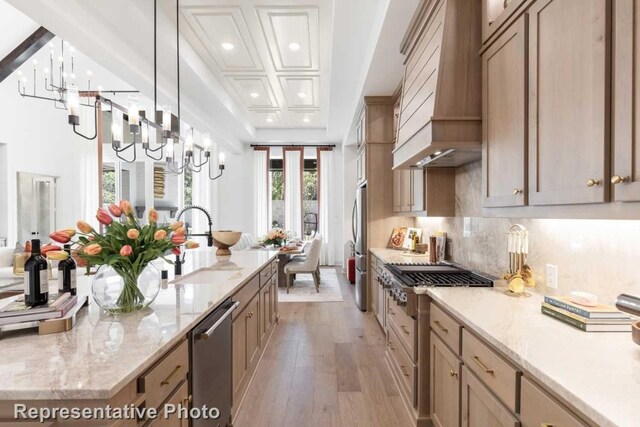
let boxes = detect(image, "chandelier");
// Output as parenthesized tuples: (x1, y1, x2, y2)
(15, 0, 225, 181)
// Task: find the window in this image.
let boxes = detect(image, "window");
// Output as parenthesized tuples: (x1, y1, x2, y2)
(102, 164, 116, 206)
(269, 155, 318, 236)
(303, 158, 318, 239)
(270, 159, 284, 228)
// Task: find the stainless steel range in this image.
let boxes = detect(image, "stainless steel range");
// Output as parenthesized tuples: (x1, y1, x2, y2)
(378, 262, 493, 317)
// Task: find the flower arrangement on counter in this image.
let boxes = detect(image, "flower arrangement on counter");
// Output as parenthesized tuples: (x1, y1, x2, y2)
(46, 200, 200, 313)
(261, 228, 290, 247)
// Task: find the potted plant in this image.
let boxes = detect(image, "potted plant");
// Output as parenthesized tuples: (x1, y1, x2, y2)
(262, 228, 290, 248)
(48, 200, 199, 313)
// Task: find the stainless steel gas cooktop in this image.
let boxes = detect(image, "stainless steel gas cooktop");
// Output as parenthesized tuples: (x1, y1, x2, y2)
(385, 263, 494, 287)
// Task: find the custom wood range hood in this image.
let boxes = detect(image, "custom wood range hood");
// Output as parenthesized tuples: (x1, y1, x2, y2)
(393, 0, 482, 169)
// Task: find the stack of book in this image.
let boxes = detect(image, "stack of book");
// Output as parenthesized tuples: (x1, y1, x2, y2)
(0, 293, 78, 326)
(541, 296, 633, 332)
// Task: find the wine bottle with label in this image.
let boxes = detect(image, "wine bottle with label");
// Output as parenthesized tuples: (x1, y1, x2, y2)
(24, 239, 49, 306)
(58, 244, 77, 295)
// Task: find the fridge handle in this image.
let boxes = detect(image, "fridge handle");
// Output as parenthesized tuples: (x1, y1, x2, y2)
(351, 198, 357, 242)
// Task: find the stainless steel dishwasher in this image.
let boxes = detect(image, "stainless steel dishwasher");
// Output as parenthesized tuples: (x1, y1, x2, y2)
(189, 298, 239, 427)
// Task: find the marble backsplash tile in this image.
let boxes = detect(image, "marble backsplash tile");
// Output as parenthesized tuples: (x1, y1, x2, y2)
(416, 161, 640, 304)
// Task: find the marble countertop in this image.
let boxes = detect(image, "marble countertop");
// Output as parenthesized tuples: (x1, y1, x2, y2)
(369, 247, 432, 264)
(371, 248, 639, 427)
(0, 249, 278, 400)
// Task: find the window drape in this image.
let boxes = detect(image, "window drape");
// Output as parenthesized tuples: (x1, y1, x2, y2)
(318, 147, 335, 265)
(253, 147, 271, 239)
(284, 147, 303, 238)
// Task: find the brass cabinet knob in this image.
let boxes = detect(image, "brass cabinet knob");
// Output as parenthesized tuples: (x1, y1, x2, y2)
(449, 370, 458, 378)
(587, 178, 601, 187)
(611, 175, 628, 185)
(400, 325, 410, 335)
(512, 188, 523, 195)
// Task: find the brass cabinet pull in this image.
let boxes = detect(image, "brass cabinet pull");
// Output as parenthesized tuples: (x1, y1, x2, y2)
(611, 175, 629, 185)
(433, 320, 448, 334)
(400, 365, 410, 377)
(400, 325, 410, 335)
(512, 188, 523, 195)
(449, 370, 458, 378)
(161, 365, 183, 386)
(587, 178, 601, 187)
(540, 424, 554, 427)
(388, 341, 395, 351)
(388, 308, 395, 316)
(246, 311, 254, 318)
(472, 356, 494, 375)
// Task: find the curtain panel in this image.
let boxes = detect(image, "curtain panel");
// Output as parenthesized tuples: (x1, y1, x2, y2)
(253, 147, 270, 239)
(283, 147, 303, 239)
(318, 147, 335, 265)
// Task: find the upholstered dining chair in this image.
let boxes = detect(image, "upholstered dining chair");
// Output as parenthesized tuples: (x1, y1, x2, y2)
(283, 237, 323, 293)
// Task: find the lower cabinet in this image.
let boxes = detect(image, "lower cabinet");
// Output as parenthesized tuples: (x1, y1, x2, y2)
(461, 366, 519, 427)
(520, 377, 584, 427)
(147, 380, 189, 427)
(231, 260, 279, 414)
(430, 332, 461, 427)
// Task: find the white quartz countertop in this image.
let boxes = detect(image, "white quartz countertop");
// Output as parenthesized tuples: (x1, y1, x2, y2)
(0, 249, 278, 400)
(369, 247, 432, 264)
(371, 248, 640, 427)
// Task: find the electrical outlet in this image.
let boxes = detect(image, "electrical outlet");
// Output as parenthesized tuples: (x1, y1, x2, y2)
(545, 264, 558, 289)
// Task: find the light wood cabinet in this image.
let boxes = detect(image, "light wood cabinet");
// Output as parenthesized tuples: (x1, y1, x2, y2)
(356, 147, 366, 185)
(482, 16, 527, 207)
(394, 168, 453, 216)
(482, 0, 527, 44)
(147, 380, 189, 427)
(612, 0, 640, 201)
(232, 294, 260, 404)
(520, 377, 584, 427)
(461, 366, 519, 427)
(430, 332, 461, 427)
(527, 0, 610, 206)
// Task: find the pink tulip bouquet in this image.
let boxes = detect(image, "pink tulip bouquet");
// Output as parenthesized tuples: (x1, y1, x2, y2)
(49, 200, 199, 313)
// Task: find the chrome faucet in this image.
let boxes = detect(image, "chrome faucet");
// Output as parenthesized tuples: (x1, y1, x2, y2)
(175, 205, 214, 247)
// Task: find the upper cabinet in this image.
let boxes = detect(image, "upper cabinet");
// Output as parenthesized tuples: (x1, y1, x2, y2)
(479, 0, 640, 217)
(394, 0, 482, 169)
(482, 0, 528, 44)
(482, 17, 527, 207)
(527, 0, 609, 206)
(613, 0, 640, 202)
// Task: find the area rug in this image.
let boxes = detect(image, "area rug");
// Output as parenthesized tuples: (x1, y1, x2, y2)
(278, 268, 343, 302)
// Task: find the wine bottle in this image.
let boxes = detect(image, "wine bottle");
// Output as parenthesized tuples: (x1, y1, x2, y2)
(57, 244, 77, 295)
(24, 239, 49, 306)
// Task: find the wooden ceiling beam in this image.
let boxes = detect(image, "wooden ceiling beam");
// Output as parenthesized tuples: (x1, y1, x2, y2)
(0, 26, 54, 83)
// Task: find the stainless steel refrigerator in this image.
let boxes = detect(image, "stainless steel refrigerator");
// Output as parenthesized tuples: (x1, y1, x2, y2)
(352, 185, 367, 311)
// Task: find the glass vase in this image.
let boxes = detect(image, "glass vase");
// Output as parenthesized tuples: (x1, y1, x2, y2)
(91, 263, 160, 314)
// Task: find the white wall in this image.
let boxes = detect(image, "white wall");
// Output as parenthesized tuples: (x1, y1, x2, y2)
(216, 147, 254, 235)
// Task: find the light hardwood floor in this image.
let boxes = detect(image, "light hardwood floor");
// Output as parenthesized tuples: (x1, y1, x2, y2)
(233, 267, 413, 427)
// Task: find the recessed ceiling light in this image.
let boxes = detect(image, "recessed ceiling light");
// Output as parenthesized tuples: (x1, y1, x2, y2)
(297, 92, 307, 98)
(250, 92, 260, 98)
(221, 42, 234, 50)
(288, 42, 301, 51)
(266, 117, 273, 123)
(303, 117, 310, 123)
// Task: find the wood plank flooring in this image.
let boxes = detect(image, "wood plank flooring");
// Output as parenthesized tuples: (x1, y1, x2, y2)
(233, 268, 412, 427)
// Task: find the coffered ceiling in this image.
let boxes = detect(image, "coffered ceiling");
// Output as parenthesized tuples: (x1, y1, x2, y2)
(176, 0, 330, 130)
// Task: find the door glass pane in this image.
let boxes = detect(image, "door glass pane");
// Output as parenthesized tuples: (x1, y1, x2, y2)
(16, 172, 56, 244)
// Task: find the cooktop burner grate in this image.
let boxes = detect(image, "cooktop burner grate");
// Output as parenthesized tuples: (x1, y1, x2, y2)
(402, 271, 492, 286)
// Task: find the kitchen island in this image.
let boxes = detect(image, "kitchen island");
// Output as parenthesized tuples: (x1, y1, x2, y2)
(0, 249, 279, 426)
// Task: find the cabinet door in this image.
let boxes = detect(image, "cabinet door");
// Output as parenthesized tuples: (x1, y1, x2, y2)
(376, 280, 385, 327)
(260, 285, 269, 345)
(371, 267, 379, 317)
(246, 295, 261, 369)
(393, 170, 402, 213)
(147, 380, 189, 427)
(401, 170, 412, 212)
(528, 0, 610, 205)
(482, 17, 527, 207)
(270, 275, 278, 325)
(461, 367, 519, 427)
(613, 0, 640, 201)
(520, 377, 584, 427)
(232, 313, 248, 400)
(410, 169, 424, 212)
(430, 333, 461, 427)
